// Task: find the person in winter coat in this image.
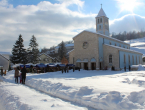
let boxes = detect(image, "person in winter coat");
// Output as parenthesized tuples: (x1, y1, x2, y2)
(129, 65, 131, 71)
(124, 66, 126, 71)
(21, 66, 27, 84)
(14, 67, 19, 83)
(66, 64, 69, 73)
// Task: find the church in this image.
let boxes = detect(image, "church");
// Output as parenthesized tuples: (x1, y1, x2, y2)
(69, 7, 143, 70)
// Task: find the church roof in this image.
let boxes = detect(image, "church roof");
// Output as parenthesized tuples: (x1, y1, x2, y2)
(73, 30, 130, 46)
(0, 54, 9, 61)
(96, 8, 107, 18)
(104, 44, 143, 55)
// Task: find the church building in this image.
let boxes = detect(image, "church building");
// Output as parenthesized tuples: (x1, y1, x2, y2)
(69, 7, 143, 70)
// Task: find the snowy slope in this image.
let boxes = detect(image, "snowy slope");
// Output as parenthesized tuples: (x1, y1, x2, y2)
(124, 37, 145, 56)
(1, 68, 145, 110)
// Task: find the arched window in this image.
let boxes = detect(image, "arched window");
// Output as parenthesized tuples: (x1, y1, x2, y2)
(76, 59, 81, 62)
(100, 18, 102, 23)
(99, 25, 101, 29)
(128, 55, 130, 65)
(98, 19, 99, 23)
(132, 55, 134, 65)
(91, 58, 96, 62)
(110, 42, 111, 45)
(124, 54, 126, 64)
(109, 55, 112, 63)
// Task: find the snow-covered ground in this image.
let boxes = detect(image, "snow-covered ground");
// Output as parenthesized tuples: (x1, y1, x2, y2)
(1, 68, 145, 110)
(0, 72, 94, 110)
(124, 37, 145, 56)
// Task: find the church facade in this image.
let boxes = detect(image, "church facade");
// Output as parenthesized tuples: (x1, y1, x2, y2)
(69, 7, 143, 70)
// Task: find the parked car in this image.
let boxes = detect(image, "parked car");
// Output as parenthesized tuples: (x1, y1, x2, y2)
(66, 64, 75, 70)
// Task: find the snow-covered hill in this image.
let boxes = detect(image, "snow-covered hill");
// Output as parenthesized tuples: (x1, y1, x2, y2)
(124, 37, 145, 56)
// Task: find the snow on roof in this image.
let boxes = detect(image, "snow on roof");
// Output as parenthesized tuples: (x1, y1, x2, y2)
(0, 54, 9, 61)
(65, 44, 74, 47)
(68, 49, 74, 54)
(39, 53, 54, 59)
(96, 8, 107, 18)
(55, 44, 74, 49)
(130, 42, 145, 47)
(73, 30, 130, 45)
(104, 44, 143, 55)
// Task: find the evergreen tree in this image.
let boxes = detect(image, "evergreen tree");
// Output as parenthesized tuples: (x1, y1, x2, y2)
(11, 34, 28, 64)
(28, 35, 39, 64)
(58, 41, 67, 60)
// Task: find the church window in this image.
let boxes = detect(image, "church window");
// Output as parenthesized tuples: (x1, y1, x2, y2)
(124, 54, 126, 64)
(132, 56, 134, 65)
(109, 55, 112, 63)
(98, 19, 99, 23)
(128, 55, 130, 64)
(99, 25, 101, 29)
(100, 18, 102, 23)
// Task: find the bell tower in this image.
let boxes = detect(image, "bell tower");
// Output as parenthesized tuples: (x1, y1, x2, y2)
(95, 4, 109, 36)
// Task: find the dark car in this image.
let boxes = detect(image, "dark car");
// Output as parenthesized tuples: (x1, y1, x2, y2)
(66, 64, 75, 70)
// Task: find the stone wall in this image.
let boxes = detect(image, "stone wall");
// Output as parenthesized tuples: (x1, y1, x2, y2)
(69, 50, 74, 64)
(103, 45, 120, 70)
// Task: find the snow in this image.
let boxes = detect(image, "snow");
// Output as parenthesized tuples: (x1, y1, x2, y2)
(104, 44, 142, 54)
(1, 69, 145, 110)
(65, 44, 74, 47)
(131, 64, 145, 71)
(0, 54, 9, 61)
(124, 37, 145, 56)
(0, 72, 91, 110)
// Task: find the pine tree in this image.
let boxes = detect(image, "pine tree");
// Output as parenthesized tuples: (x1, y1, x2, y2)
(58, 41, 67, 60)
(11, 34, 28, 64)
(28, 35, 39, 64)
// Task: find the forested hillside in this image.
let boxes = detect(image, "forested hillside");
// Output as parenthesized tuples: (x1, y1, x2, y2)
(111, 30, 145, 41)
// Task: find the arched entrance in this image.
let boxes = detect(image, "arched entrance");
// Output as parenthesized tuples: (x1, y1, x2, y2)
(76, 59, 81, 68)
(91, 58, 96, 70)
(83, 59, 88, 70)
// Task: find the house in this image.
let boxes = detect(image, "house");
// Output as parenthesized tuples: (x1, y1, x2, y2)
(69, 7, 142, 70)
(37, 53, 56, 64)
(0, 52, 10, 70)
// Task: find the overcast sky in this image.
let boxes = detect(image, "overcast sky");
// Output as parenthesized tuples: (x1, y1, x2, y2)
(0, 0, 145, 52)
